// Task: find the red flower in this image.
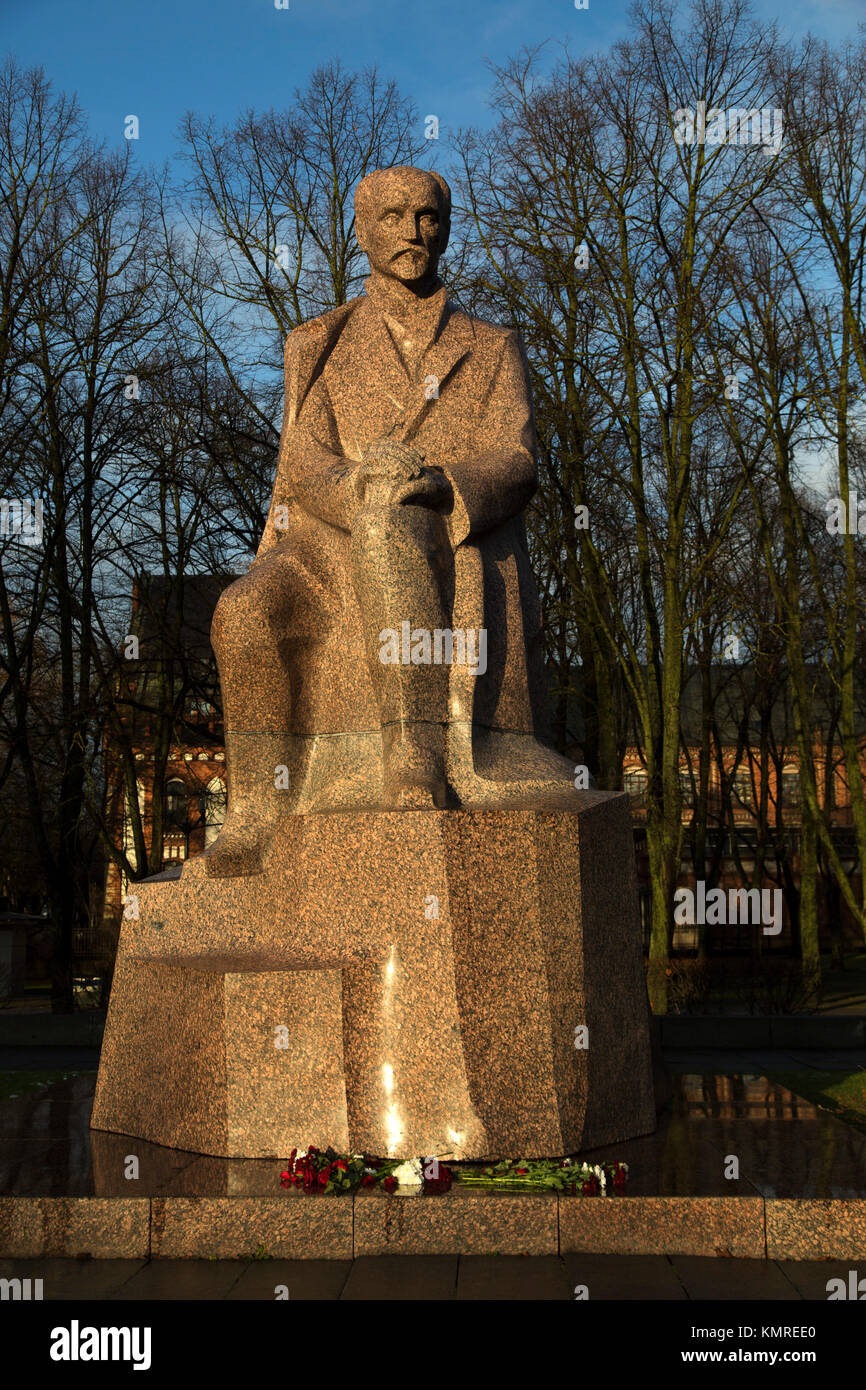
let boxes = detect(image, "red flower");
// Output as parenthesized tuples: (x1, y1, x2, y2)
(317, 1169, 329, 1187)
(383, 1175, 398, 1193)
(516, 1168, 528, 1175)
(335, 1159, 347, 1170)
(279, 1170, 291, 1182)
(424, 1162, 453, 1195)
(361, 1174, 376, 1187)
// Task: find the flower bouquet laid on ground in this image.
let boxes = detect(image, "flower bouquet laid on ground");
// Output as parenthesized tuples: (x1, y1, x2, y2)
(455, 1157, 627, 1194)
(279, 1148, 627, 1195)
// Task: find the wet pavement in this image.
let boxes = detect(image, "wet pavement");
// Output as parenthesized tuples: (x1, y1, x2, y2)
(0, 1070, 864, 1200)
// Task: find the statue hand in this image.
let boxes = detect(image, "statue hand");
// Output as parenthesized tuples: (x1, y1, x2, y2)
(356, 464, 452, 512)
(359, 438, 426, 485)
(348, 442, 452, 515)
(387, 466, 453, 510)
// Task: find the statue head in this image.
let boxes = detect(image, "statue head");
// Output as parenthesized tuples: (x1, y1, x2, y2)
(354, 166, 451, 291)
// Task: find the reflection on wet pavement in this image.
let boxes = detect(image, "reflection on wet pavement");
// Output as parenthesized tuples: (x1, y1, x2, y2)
(0, 1072, 863, 1198)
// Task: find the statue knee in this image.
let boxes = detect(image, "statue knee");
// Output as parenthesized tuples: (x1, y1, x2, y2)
(352, 505, 393, 550)
(354, 503, 440, 553)
(212, 574, 271, 661)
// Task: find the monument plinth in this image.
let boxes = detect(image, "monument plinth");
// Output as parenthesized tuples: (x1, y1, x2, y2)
(92, 166, 656, 1161)
(92, 798, 654, 1158)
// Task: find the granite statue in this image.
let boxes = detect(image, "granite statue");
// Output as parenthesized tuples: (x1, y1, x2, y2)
(205, 165, 578, 877)
(91, 167, 657, 1163)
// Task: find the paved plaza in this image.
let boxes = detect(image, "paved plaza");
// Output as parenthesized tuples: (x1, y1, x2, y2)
(0, 1252, 855, 1301)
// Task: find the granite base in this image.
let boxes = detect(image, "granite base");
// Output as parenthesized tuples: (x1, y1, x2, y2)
(90, 798, 656, 1159)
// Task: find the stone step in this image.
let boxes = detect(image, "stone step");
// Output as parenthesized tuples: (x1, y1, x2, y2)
(1, 1190, 863, 1260)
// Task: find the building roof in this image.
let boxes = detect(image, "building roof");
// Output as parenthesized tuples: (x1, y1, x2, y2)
(554, 662, 866, 748)
(128, 574, 236, 667)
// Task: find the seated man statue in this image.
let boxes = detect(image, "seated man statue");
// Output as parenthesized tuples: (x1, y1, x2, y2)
(205, 165, 578, 877)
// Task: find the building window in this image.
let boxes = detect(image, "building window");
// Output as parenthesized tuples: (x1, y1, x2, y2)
(781, 769, 800, 809)
(732, 769, 753, 808)
(623, 768, 647, 807)
(204, 776, 227, 847)
(165, 779, 187, 827)
(186, 697, 215, 716)
(679, 770, 695, 810)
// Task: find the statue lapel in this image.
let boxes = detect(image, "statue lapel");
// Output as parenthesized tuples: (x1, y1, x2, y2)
(391, 305, 476, 444)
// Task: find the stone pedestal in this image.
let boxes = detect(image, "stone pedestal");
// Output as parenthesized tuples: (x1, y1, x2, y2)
(91, 791, 655, 1159)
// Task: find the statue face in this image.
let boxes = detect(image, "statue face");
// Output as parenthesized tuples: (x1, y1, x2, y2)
(357, 170, 448, 287)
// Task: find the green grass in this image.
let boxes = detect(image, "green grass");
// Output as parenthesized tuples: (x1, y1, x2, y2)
(0, 1070, 95, 1102)
(765, 1068, 866, 1138)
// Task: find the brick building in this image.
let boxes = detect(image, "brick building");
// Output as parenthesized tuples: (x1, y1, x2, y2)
(615, 669, 866, 954)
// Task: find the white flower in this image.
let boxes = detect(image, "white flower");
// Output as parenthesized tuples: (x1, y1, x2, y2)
(593, 1165, 606, 1192)
(392, 1158, 424, 1187)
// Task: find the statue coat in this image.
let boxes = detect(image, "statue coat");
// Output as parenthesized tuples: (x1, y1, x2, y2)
(251, 291, 549, 743)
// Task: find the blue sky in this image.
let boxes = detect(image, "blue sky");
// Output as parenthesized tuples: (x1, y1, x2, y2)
(3, 0, 864, 170)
